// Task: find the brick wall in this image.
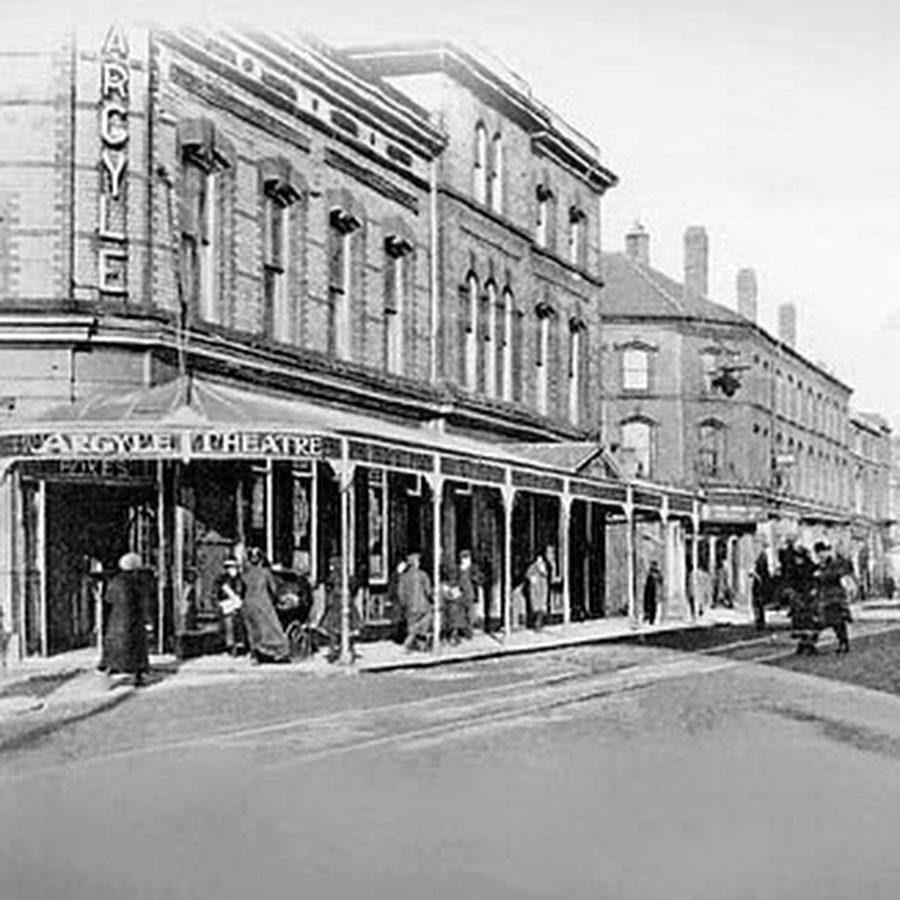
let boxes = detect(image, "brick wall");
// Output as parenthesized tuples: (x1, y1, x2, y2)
(394, 69, 605, 432)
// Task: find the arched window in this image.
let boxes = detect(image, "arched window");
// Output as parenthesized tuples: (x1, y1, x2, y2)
(568, 318, 587, 424)
(460, 272, 479, 390)
(489, 132, 503, 213)
(621, 419, 654, 478)
(501, 287, 514, 401)
(535, 302, 555, 415)
(474, 123, 488, 204)
(484, 281, 498, 397)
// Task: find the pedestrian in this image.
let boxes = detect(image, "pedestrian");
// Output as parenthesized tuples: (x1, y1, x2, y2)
(441, 560, 470, 645)
(398, 551, 434, 651)
(387, 557, 409, 644)
(778, 536, 814, 608)
(241, 547, 291, 664)
(457, 549, 481, 636)
(524, 550, 550, 631)
(100, 551, 151, 686)
(318, 555, 361, 662)
(643, 560, 663, 625)
(712, 563, 733, 608)
(215, 556, 246, 656)
(813, 541, 851, 653)
(751, 547, 773, 631)
(690, 564, 712, 619)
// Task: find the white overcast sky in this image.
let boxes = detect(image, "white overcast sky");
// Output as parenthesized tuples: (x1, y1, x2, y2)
(15, 0, 900, 425)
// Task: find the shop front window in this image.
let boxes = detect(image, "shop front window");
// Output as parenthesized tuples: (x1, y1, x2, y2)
(367, 469, 388, 583)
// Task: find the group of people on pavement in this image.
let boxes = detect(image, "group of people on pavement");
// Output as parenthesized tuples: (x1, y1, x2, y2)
(213, 545, 294, 665)
(97, 543, 366, 682)
(776, 537, 855, 654)
(388, 544, 561, 652)
(643, 534, 856, 654)
(216, 548, 360, 665)
(389, 549, 485, 652)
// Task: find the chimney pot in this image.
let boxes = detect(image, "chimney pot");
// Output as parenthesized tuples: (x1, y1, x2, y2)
(778, 303, 797, 348)
(625, 221, 650, 266)
(737, 268, 758, 322)
(684, 225, 708, 299)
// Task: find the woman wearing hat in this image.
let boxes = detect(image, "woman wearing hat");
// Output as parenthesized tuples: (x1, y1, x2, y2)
(100, 551, 151, 685)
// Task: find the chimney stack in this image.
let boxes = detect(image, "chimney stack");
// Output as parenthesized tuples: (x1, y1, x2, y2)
(625, 221, 650, 266)
(778, 303, 797, 347)
(684, 226, 708, 298)
(736, 268, 758, 322)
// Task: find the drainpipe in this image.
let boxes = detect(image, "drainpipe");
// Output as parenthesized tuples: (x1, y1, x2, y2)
(145, 26, 155, 313)
(338, 439, 354, 665)
(429, 156, 440, 385)
(68, 28, 77, 302)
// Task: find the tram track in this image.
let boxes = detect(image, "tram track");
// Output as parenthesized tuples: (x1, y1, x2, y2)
(0, 653, 734, 782)
(697, 620, 900, 665)
(6, 620, 900, 783)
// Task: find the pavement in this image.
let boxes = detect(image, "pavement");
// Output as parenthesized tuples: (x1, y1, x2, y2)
(1, 598, 896, 727)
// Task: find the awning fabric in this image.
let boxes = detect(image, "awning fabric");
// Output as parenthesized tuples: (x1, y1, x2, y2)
(3, 376, 599, 475)
(0, 377, 702, 514)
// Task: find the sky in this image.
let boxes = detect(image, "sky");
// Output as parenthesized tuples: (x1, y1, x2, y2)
(13, 0, 900, 425)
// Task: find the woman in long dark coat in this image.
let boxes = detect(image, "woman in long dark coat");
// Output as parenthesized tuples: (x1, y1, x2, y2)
(241, 548, 291, 664)
(101, 552, 150, 685)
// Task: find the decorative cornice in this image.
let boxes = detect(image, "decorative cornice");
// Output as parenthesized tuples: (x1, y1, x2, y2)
(325, 148, 420, 213)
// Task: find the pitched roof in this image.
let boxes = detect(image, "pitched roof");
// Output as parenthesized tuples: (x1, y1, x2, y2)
(601, 252, 745, 325)
(503, 442, 623, 478)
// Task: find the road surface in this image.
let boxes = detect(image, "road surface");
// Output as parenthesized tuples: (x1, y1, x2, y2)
(3, 631, 900, 899)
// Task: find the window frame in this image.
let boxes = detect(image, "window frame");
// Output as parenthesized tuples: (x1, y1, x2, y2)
(474, 123, 489, 204)
(535, 302, 554, 415)
(621, 418, 655, 479)
(568, 318, 586, 424)
(697, 418, 727, 479)
(328, 207, 361, 361)
(501, 287, 514, 402)
(535, 183, 553, 248)
(484, 281, 498, 398)
(489, 132, 504, 213)
(384, 233, 413, 376)
(463, 272, 479, 390)
(622, 346, 651, 392)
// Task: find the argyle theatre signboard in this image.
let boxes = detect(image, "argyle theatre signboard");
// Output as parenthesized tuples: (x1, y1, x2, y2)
(0, 430, 331, 460)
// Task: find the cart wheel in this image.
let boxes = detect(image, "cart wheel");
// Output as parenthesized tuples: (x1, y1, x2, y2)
(286, 622, 313, 660)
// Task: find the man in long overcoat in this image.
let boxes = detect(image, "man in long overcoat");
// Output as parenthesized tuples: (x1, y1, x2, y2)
(398, 552, 434, 651)
(751, 548, 773, 631)
(643, 560, 663, 625)
(813, 541, 851, 653)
